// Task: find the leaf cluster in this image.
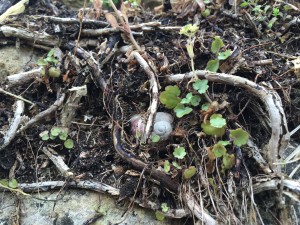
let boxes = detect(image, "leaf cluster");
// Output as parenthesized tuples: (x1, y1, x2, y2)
(39, 127, 74, 149)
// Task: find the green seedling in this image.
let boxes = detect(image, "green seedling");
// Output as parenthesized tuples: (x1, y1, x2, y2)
(181, 93, 201, 106)
(155, 211, 165, 221)
(159, 85, 181, 109)
(174, 104, 193, 118)
(212, 143, 227, 158)
(206, 36, 232, 72)
(161, 203, 169, 213)
(173, 146, 187, 159)
(151, 134, 160, 143)
(210, 114, 226, 128)
(183, 166, 197, 180)
(192, 79, 209, 94)
(180, 24, 199, 77)
(172, 161, 182, 169)
(222, 153, 235, 170)
(201, 121, 226, 137)
(229, 128, 249, 147)
(38, 49, 61, 78)
(40, 126, 74, 149)
(164, 160, 171, 173)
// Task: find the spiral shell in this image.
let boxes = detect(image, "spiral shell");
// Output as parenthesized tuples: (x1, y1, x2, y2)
(152, 112, 173, 141)
(130, 112, 173, 141)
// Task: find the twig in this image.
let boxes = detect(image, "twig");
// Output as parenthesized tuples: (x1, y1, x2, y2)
(113, 124, 179, 193)
(0, 25, 60, 46)
(6, 68, 42, 87)
(42, 147, 74, 178)
(183, 190, 217, 225)
(16, 180, 120, 195)
(17, 93, 66, 134)
(0, 100, 25, 152)
(133, 52, 159, 143)
(0, 88, 35, 105)
(167, 70, 290, 172)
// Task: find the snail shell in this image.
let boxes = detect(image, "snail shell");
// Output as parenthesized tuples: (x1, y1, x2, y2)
(152, 112, 173, 141)
(130, 112, 173, 141)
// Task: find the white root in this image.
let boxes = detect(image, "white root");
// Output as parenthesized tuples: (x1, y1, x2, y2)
(133, 51, 159, 143)
(167, 70, 290, 172)
(0, 100, 24, 151)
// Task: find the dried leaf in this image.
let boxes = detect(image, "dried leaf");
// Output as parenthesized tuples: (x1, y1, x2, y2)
(105, 12, 119, 28)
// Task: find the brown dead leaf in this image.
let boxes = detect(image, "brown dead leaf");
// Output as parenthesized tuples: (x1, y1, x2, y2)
(105, 12, 119, 28)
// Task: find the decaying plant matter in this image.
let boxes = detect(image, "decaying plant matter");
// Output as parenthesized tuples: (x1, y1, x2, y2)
(0, 0, 300, 224)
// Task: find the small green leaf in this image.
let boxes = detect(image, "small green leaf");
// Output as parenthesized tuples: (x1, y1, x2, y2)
(155, 211, 165, 221)
(190, 95, 201, 106)
(201, 103, 210, 111)
(39, 130, 49, 141)
(240, 1, 249, 7)
(173, 147, 187, 159)
(192, 79, 209, 94)
(159, 85, 181, 109)
(179, 24, 199, 37)
(50, 134, 57, 140)
(164, 160, 170, 173)
(151, 134, 161, 143)
(218, 50, 232, 60)
(210, 114, 226, 128)
(37, 58, 48, 66)
(217, 140, 230, 146)
(183, 166, 197, 179)
(222, 153, 235, 170)
(51, 127, 61, 137)
(59, 129, 68, 141)
(47, 49, 55, 57)
(201, 9, 210, 18)
(172, 161, 182, 169)
(229, 128, 249, 147)
(181, 93, 201, 106)
(206, 59, 219, 72)
(211, 36, 224, 54)
(48, 67, 61, 78)
(174, 104, 193, 118)
(64, 139, 74, 149)
(8, 179, 18, 189)
(213, 143, 227, 158)
(201, 121, 225, 137)
(0, 179, 9, 186)
(161, 203, 169, 213)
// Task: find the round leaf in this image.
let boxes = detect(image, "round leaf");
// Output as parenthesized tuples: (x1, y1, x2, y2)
(201, 121, 225, 137)
(174, 104, 193, 118)
(155, 211, 165, 221)
(192, 79, 209, 94)
(229, 128, 249, 147)
(212, 143, 227, 158)
(151, 134, 160, 143)
(183, 166, 197, 180)
(8, 179, 18, 189)
(222, 154, 235, 170)
(51, 127, 61, 137)
(64, 139, 74, 149)
(159, 85, 181, 109)
(39, 130, 49, 141)
(206, 59, 219, 72)
(210, 114, 226, 128)
(173, 147, 187, 159)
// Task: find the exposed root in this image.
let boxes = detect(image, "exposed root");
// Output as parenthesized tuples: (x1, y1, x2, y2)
(167, 70, 290, 172)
